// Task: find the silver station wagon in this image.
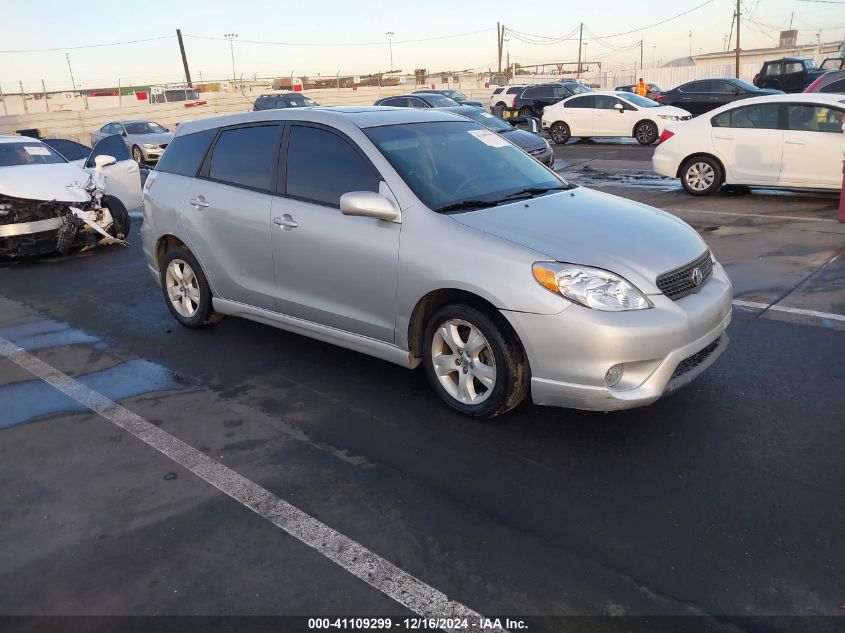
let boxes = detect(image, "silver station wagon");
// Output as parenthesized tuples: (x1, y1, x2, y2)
(141, 107, 732, 417)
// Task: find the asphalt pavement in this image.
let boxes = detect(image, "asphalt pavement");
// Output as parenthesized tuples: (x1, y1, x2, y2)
(1, 141, 844, 630)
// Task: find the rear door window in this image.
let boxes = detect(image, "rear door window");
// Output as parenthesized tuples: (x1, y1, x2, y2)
(712, 103, 780, 129)
(566, 95, 596, 108)
(766, 63, 782, 77)
(155, 128, 217, 177)
(285, 125, 380, 207)
(711, 81, 736, 94)
(207, 125, 282, 192)
(784, 62, 803, 75)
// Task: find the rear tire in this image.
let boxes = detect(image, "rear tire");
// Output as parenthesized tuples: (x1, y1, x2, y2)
(160, 247, 221, 328)
(423, 304, 529, 418)
(634, 121, 658, 145)
(680, 156, 722, 196)
(549, 122, 571, 145)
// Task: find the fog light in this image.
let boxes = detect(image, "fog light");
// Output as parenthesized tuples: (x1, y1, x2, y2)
(604, 364, 624, 388)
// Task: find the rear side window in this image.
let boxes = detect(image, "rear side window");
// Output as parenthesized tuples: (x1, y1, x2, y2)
(765, 63, 781, 77)
(506, 87, 522, 94)
(156, 128, 216, 177)
(821, 78, 845, 93)
(208, 125, 281, 191)
(785, 62, 803, 74)
(566, 95, 596, 108)
(786, 105, 845, 133)
(285, 125, 379, 207)
(522, 87, 538, 99)
(711, 103, 780, 129)
(492, 88, 504, 95)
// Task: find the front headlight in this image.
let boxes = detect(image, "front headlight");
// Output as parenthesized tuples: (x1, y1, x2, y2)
(142, 143, 159, 149)
(657, 114, 682, 121)
(532, 262, 652, 311)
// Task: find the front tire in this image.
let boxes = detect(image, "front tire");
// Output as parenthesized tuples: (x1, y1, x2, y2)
(160, 247, 220, 328)
(423, 304, 529, 418)
(549, 122, 570, 145)
(132, 145, 143, 163)
(634, 121, 658, 145)
(680, 156, 722, 196)
(102, 195, 131, 240)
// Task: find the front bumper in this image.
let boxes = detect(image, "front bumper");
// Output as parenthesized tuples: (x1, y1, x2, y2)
(141, 148, 163, 162)
(501, 262, 733, 411)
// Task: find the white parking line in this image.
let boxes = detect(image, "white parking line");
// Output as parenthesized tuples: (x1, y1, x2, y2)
(0, 335, 502, 632)
(666, 208, 839, 223)
(732, 299, 845, 322)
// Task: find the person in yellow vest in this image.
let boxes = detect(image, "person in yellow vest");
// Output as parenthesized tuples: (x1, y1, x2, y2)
(635, 78, 649, 97)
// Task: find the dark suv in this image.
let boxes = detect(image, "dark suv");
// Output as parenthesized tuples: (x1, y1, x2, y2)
(753, 57, 825, 92)
(253, 92, 318, 111)
(513, 82, 590, 118)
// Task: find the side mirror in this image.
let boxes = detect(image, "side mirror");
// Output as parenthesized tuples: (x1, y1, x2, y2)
(340, 192, 400, 222)
(94, 154, 117, 169)
(614, 103, 625, 112)
(120, 131, 127, 137)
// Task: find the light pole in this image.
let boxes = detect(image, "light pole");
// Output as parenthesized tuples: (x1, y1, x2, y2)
(385, 32, 394, 73)
(688, 31, 692, 57)
(224, 33, 238, 82)
(583, 42, 588, 74)
(651, 46, 656, 68)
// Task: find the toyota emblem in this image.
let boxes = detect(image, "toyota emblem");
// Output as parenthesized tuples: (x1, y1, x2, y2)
(691, 267, 703, 286)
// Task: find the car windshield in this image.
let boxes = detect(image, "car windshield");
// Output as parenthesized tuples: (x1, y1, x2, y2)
(619, 93, 659, 107)
(453, 108, 513, 132)
(0, 141, 67, 167)
(125, 122, 168, 135)
(444, 90, 468, 100)
(566, 83, 591, 94)
(365, 121, 565, 213)
(421, 94, 459, 107)
(283, 95, 317, 107)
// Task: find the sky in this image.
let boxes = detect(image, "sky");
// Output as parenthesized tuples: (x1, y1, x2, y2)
(2, 0, 844, 92)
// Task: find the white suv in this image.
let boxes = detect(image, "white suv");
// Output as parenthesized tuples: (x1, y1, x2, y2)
(489, 85, 526, 110)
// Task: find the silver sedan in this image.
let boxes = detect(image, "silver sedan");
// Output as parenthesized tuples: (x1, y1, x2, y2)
(141, 107, 731, 417)
(91, 120, 174, 164)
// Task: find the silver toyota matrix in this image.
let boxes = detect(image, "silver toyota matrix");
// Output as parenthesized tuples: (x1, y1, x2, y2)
(141, 107, 732, 417)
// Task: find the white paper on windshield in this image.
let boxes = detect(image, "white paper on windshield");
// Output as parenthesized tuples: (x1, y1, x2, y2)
(24, 146, 51, 156)
(467, 129, 510, 148)
(479, 112, 495, 119)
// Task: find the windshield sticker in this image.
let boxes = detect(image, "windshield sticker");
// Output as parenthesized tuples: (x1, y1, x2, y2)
(467, 129, 510, 148)
(479, 112, 495, 119)
(24, 146, 51, 156)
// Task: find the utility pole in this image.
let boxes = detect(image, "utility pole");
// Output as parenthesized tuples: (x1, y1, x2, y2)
(224, 33, 238, 82)
(177, 29, 193, 87)
(789, 12, 794, 30)
(385, 32, 394, 73)
(0, 84, 6, 116)
(735, 0, 741, 79)
(42, 79, 49, 112)
(576, 23, 583, 78)
(497, 23, 504, 79)
(19, 81, 28, 115)
(689, 31, 692, 56)
(640, 39, 644, 72)
(65, 52, 77, 93)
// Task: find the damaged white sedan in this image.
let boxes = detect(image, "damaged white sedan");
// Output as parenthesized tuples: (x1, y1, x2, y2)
(0, 134, 143, 258)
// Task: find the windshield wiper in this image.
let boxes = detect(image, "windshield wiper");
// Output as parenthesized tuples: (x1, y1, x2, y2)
(493, 186, 571, 202)
(435, 199, 502, 213)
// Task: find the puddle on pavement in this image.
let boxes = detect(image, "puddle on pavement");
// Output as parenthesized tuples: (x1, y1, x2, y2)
(0, 318, 187, 428)
(555, 165, 678, 190)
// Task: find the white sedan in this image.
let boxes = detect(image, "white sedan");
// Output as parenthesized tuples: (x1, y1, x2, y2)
(652, 93, 845, 195)
(542, 91, 692, 145)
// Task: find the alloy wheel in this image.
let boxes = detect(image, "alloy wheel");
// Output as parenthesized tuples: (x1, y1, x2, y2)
(132, 146, 142, 163)
(635, 123, 656, 144)
(165, 258, 201, 318)
(430, 318, 497, 405)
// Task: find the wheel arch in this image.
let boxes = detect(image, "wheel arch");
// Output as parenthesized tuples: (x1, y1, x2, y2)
(406, 288, 526, 366)
(155, 234, 189, 269)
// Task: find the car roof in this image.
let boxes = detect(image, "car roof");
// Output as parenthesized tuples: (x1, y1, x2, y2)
(173, 106, 466, 137)
(768, 57, 811, 62)
(0, 135, 45, 144)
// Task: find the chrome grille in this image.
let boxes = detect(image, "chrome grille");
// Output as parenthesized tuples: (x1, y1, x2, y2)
(528, 147, 546, 156)
(656, 251, 713, 300)
(671, 338, 720, 380)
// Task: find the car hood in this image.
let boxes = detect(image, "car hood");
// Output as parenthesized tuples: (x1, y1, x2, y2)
(450, 187, 707, 293)
(500, 128, 547, 151)
(128, 132, 174, 145)
(0, 163, 96, 203)
(654, 105, 692, 117)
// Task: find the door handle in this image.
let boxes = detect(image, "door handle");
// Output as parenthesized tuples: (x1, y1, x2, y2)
(785, 139, 807, 145)
(189, 196, 209, 209)
(714, 134, 734, 140)
(273, 214, 298, 229)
